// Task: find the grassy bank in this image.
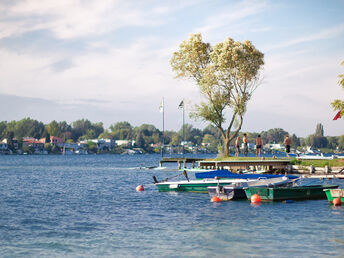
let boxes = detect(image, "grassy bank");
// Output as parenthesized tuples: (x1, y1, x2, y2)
(290, 158, 344, 168)
(206, 156, 344, 168)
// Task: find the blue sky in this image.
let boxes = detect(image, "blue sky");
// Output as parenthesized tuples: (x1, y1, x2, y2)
(0, 0, 343, 137)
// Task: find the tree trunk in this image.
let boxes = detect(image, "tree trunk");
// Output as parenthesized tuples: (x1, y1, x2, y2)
(223, 136, 230, 157)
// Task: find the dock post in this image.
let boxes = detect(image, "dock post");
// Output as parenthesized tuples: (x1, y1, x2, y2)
(183, 160, 186, 168)
(309, 165, 315, 174)
(192, 161, 195, 168)
(324, 165, 331, 174)
(159, 161, 162, 167)
(178, 161, 181, 169)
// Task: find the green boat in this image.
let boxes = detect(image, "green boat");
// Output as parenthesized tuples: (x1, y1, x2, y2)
(324, 188, 344, 203)
(244, 184, 338, 201)
(155, 179, 255, 193)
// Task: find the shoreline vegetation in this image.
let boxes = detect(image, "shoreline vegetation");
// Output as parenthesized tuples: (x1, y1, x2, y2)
(0, 118, 343, 156)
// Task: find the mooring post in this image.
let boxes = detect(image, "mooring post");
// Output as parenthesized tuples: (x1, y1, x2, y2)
(309, 165, 315, 174)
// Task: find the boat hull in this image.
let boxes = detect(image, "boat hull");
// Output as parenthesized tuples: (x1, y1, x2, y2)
(244, 185, 338, 201)
(156, 179, 252, 193)
(324, 189, 344, 203)
(207, 177, 296, 201)
(208, 186, 246, 200)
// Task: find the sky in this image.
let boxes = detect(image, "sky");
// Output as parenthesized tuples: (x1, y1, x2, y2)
(0, 0, 343, 137)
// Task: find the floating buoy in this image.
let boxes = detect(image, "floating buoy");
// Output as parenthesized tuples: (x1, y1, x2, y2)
(333, 197, 342, 206)
(211, 196, 222, 202)
(136, 185, 144, 192)
(251, 194, 261, 203)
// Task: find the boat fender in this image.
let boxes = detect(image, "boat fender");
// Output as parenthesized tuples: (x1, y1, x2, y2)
(211, 196, 221, 202)
(251, 194, 261, 203)
(136, 185, 144, 192)
(333, 197, 342, 206)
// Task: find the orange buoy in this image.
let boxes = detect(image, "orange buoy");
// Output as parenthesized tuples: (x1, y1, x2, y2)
(251, 194, 261, 203)
(333, 197, 342, 206)
(211, 196, 222, 202)
(136, 185, 144, 192)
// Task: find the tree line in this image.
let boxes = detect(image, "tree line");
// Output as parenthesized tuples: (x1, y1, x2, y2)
(0, 118, 343, 153)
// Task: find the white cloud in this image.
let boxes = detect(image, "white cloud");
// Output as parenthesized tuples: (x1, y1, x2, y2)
(195, 0, 267, 36)
(266, 23, 344, 50)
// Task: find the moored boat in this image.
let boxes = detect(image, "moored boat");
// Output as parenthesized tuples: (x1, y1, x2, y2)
(155, 178, 258, 193)
(323, 188, 344, 203)
(244, 184, 338, 201)
(207, 176, 297, 201)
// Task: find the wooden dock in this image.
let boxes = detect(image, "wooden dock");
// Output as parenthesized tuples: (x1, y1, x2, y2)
(199, 159, 290, 172)
(159, 157, 205, 169)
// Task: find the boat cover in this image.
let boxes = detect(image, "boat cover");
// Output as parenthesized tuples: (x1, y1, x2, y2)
(195, 169, 299, 180)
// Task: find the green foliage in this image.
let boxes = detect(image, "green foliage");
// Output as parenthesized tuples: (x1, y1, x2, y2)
(331, 60, 344, 118)
(86, 141, 98, 153)
(6, 118, 45, 140)
(170, 33, 264, 156)
(47, 120, 61, 137)
(72, 119, 104, 141)
(110, 121, 133, 140)
(290, 158, 344, 168)
(315, 123, 324, 136)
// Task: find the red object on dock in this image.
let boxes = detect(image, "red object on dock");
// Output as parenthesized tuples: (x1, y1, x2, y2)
(211, 196, 221, 202)
(333, 197, 342, 206)
(251, 194, 261, 203)
(136, 185, 144, 192)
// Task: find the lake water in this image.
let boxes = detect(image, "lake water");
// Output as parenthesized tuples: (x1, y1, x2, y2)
(0, 154, 343, 257)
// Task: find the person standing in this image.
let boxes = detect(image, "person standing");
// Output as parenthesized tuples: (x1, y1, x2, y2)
(284, 135, 292, 157)
(243, 133, 248, 157)
(256, 135, 263, 158)
(235, 136, 240, 157)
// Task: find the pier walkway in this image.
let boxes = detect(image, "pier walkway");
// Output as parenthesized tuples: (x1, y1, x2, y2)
(159, 158, 205, 169)
(199, 159, 290, 171)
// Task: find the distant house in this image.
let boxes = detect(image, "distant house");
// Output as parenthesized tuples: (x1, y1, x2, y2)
(115, 140, 135, 147)
(39, 136, 64, 145)
(22, 138, 44, 152)
(80, 139, 115, 151)
(0, 142, 8, 150)
(2, 138, 19, 150)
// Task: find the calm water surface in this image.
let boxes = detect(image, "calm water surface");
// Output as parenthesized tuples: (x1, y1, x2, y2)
(0, 155, 343, 257)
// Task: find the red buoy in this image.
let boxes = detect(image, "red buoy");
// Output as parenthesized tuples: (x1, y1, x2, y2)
(251, 194, 261, 203)
(211, 196, 222, 202)
(136, 185, 144, 192)
(333, 197, 342, 206)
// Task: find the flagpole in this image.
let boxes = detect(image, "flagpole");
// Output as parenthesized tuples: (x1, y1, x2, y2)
(161, 98, 165, 158)
(182, 100, 184, 158)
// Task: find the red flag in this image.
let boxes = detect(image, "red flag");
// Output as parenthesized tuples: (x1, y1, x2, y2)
(333, 110, 342, 120)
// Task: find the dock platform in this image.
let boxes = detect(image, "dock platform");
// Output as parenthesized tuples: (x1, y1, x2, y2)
(159, 157, 205, 169)
(198, 159, 290, 172)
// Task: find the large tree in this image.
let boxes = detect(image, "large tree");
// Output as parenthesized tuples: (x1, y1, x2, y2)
(331, 60, 344, 118)
(170, 33, 264, 156)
